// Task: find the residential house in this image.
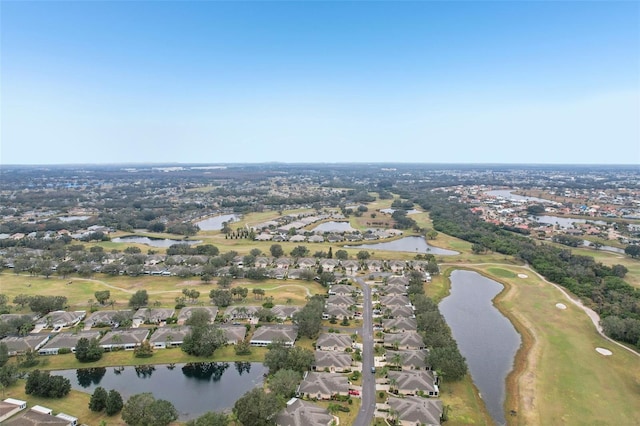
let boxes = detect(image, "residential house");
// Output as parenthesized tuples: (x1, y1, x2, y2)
(132, 308, 174, 327)
(177, 306, 218, 325)
(385, 395, 443, 426)
(367, 260, 383, 272)
(315, 333, 352, 351)
(255, 257, 272, 268)
(308, 235, 325, 243)
(250, 325, 298, 347)
(36, 311, 86, 330)
(218, 324, 247, 344)
(384, 350, 431, 370)
(3, 408, 73, 426)
(383, 317, 418, 333)
(296, 372, 349, 400)
(341, 260, 359, 273)
(1, 334, 50, 356)
(322, 305, 351, 320)
(313, 351, 353, 373)
(297, 258, 316, 269)
(38, 331, 101, 355)
(0, 399, 26, 423)
(382, 284, 408, 296)
(319, 259, 338, 271)
(289, 235, 307, 243)
(326, 295, 355, 307)
(271, 305, 302, 320)
(388, 370, 439, 397)
(384, 331, 425, 350)
(388, 261, 406, 273)
(328, 285, 358, 296)
(99, 329, 149, 351)
(276, 398, 333, 426)
(384, 305, 415, 318)
(387, 276, 409, 286)
(149, 326, 191, 349)
(380, 295, 412, 307)
(84, 310, 132, 329)
(224, 306, 261, 320)
(275, 258, 292, 270)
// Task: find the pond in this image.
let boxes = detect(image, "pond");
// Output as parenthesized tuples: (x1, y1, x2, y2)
(439, 270, 521, 426)
(58, 215, 91, 222)
(486, 189, 553, 204)
(195, 214, 241, 231)
(379, 208, 421, 215)
(112, 236, 202, 248)
(54, 362, 267, 421)
(345, 236, 458, 255)
(311, 221, 355, 233)
(530, 215, 606, 229)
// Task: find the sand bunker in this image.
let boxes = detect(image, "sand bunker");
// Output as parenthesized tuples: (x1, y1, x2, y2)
(595, 347, 612, 356)
(555, 303, 567, 310)
(517, 273, 528, 278)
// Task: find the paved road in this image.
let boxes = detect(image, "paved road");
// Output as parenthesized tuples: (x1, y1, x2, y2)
(353, 277, 376, 426)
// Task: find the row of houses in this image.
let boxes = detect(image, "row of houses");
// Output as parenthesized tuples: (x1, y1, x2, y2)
(0, 399, 78, 426)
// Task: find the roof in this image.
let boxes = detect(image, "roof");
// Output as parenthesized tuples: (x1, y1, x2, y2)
(323, 305, 351, 318)
(385, 349, 430, 369)
(1, 335, 49, 353)
(328, 284, 357, 295)
(316, 333, 352, 349)
(36, 311, 85, 327)
(326, 295, 355, 306)
(3, 409, 71, 426)
(387, 395, 443, 425)
(380, 294, 411, 306)
(271, 305, 302, 319)
(133, 308, 174, 322)
(218, 325, 247, 343)
(85, 310, 132, 326)
(177, 306, 218, 324)
(388, 370, 438, 393)
(99, 328, 149, 346)
(313, 351, 352, 369)
(386, 305, 414, 318)
(384, 331, 424, 348)
(251, 325, 298, 343)
(39, 331, 101, 350)
(149, 326, 191, 343)
(383, 317, 418, 332)
(224, 306, 261, 317)
(298, 372, 349, 396)
(276, 398, 333, 426)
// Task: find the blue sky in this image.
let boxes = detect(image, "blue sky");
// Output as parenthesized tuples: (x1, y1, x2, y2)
(2, 1, 639, 165)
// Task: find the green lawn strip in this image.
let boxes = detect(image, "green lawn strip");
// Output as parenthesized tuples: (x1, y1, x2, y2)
(316, 398, 360, 425)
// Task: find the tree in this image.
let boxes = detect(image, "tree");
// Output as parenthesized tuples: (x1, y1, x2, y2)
(264, 343, 314, 374)
(209, 289, 233, 307)
(624, 245, 640, 259)
(426, 230, 439, 240)
(185, 309, 212, 327)
(129, 290, 149, 309)
(75, 337, 104, 362)
(270, 244, 284, 258)
(105, 390, 124, 415)
(327, 247, 333, 259)
(290, 245, 309, 258)
(292, 295, 324, 338)
(182, 326, 226, 357)
(121, 393, 178, 426)
(25, 370, 71, 398)
(269, 368, 302, 398)
(134, 340, 154, 358)
(233, 387, 283, 426)
(186, 411, 230, 426)
(12, 294, 31, 309)
(89, 386, 108, 412)
(217, 276, 232, 289)
(336, 250, 349, 260)
(94, 290, 111, 305)
(0, 364, 19, 388)
(0, 343, 8, 367)
(357, 250, 370, 260)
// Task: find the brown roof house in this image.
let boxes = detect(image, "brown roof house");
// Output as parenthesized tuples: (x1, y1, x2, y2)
(3, 406, 76, 426)
(384, 395, 443, 426)
(296, 372, 349, 400)
(384, 331, 425, 350)
(0, 398, 26, 423)
(388, 370, 439, 397)
(313, 351, 353, 373)
(315, 333, 353, 351)
(276, 398, 334, 426)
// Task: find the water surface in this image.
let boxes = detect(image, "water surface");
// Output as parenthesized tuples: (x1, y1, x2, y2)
(439, 270, 521, 426)
(311, 221, 355, 233)
(112, 236, 202, 248)
(196, 214, 240, 231)
(55, 362, 266, 420)
(346, 236, 458, 255)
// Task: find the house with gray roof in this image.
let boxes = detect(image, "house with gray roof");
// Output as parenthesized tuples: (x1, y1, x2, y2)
(387, 276, 409, 286)
(388, 370, 439, 397)
(385, 395, 443, 426)
(297, 258, 316, 269)
(99, 329, 149, 351)
(319, 259, 338, 271)
(250, 325, 298, 347)
(149, 326, 191, 349)
(297, 372, 349, 400)
(1, 334, 50, 356)
(276, 398, 333, 426)
(380, 294, 412, 307)
(328, 285, 358, 296)
(38, 331, 101, 355)
(383, 317, 417, 333)
(177, 306, 218, 325)
(84, 310, 132, 329)
(0, 399, 26, 423)
(385, 305, 415, 318)
(367, 260, 383, 272)
(132, 308, 174, 327)
(326, 295, 355, 307)
(388, 261, 406, 273)
(308, 235, 325, 243)
(275, 258, 292, 269)
(315, 333, 352, 351)
(322, 305, 351, 320)
(384, 331, 425, 350)
(341, 260, 359, 273)
(313, 351, 353, 373)
(383, 284, 408, 296)
(3, 408, 73, 426)
(384, 350, 431, 371)
(255, 257, 272, 268)
(36, 311, 85, 330)
(224, 305, 261, 320)
(271, 305, 302, 320)
(218, 325, 247, 344)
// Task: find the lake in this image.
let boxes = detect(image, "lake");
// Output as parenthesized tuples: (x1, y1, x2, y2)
(54, 362, 267, 421)
(379, 208, 421, 215)
(112, 236, 202, 248)
(439, 270, 521, 426)
(58, 215, 91, 222)
(311, 221, 355, 233)
(196, 214, 241, 231)
(346, 236, 458, 255)
(486, 189, 553, 204)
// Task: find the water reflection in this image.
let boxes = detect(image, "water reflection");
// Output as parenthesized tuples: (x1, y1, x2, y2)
(76, 367, 106, 388)
(134, 364, 156, 378)
(181, 362, 229, 381)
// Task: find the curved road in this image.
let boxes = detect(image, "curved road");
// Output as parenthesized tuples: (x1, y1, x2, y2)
(352, 276, 376, 426)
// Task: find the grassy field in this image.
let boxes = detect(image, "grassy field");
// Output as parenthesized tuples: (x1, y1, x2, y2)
(571, 247, 640, 288)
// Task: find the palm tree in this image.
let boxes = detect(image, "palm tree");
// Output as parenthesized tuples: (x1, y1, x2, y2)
(391, 353, 402, 371)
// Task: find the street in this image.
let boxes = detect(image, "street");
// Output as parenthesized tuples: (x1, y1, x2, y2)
(352, 276, 376, 426)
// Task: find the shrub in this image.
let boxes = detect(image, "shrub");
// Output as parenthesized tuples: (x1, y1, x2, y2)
(57, 348, 72, 355)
